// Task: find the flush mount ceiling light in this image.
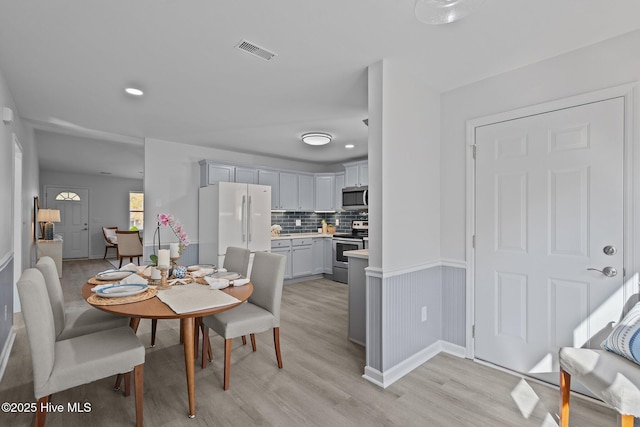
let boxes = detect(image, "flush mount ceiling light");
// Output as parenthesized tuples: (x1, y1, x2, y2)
(414, 0, 485, 25)
(125, 87, 144, 96)
(302, 133, 332, 146)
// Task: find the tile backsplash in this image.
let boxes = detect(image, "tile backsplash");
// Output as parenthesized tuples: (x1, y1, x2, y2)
(271, 211, 367, 234)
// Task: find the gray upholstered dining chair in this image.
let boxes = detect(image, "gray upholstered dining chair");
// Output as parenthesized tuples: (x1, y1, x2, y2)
(116, 230, 143, 268)
(17, 268, 145, 427)
(559, 294, 640, 427)
(222, 246, 251, 277)
(201, 251, 286, 390)
(36, 256, 129, 341)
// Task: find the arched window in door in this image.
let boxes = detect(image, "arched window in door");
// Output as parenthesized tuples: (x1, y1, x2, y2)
(55, 191, 81, 201)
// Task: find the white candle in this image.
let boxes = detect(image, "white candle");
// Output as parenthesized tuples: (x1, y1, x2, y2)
(170, 242, 180, 258)
(157, 249, 170, 267)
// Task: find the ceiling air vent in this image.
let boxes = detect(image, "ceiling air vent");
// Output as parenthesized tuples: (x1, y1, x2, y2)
(236, 40, 277, 61)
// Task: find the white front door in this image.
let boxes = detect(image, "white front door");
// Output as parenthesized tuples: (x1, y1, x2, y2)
(474, 97, 625, 384)
(46, 186, 89, 259)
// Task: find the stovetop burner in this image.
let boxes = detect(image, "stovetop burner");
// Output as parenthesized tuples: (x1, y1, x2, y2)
(332, 220, 368, 239)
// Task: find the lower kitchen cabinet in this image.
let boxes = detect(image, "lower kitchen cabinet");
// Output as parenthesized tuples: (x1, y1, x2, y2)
(323, 238, 332, 273)
(291, 239, 313, 277)
(272, 236, 333, 281)
(271, 239, 292, 279)
(312, 238, 324, 274)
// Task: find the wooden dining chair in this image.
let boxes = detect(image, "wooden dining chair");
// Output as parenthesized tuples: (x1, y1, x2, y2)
(559, 294, 640, 427)
(36, 256, 129, 340)
(201, 251, 286, 390)
(102, 226, 118, 259)
(116, 230, 143, 268)
(17, 268, 145, 427)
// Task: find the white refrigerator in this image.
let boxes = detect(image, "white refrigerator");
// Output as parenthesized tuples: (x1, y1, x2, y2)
(198, 182, 271, 271)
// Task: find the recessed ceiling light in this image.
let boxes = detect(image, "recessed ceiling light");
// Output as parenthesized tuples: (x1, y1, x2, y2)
(301, 133, 332, 146)
(345, 144, 355, 149)
(125, 87, 144, 96)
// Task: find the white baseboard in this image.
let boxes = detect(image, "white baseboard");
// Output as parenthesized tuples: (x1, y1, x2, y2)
(0, 327, 16, 382)
(362, 340, 466, 388)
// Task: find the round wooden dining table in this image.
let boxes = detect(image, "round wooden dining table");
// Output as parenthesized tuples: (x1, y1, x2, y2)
(82, 281, 253, 418)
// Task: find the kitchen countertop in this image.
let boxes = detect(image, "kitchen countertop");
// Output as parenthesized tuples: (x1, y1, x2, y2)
(344, 249, 369, 259)
(271, 232, 334, 240)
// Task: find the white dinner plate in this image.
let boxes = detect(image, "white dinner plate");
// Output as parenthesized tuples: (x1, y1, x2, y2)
(96, 269, 136, 281)
(210, 271, 241, 280)
(96, 284, 148, 298)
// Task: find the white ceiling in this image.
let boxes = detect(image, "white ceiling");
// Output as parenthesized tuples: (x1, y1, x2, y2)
(2, 0, 640, 178)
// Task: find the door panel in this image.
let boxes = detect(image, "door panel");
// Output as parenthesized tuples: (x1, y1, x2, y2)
(46, 187, 89, 259)
(474, 97, 625, 383)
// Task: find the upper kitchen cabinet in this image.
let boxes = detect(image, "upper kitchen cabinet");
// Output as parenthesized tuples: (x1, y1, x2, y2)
(199, 160, 235, 187)
(334, 172, 344, 212)
(258, 169, 280, 209)
(298, 174, 314, 211)
(235, 167, 259, 184)
(279, 172, 314, 211)
(314, 174, 335, 212)
(278, 172, 298, 210)
(344, 160, 368, 187)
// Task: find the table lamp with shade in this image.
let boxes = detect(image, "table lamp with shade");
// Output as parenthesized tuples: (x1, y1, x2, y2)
(37, 208, 61, 240)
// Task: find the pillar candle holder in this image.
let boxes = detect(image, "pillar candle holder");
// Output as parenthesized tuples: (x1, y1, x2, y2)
(156, 266, 171, 290)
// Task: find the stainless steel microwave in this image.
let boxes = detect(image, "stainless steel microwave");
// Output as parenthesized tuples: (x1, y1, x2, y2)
(342, 186, 368, 210)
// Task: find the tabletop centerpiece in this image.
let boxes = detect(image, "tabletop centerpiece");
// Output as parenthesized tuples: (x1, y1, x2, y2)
(151, 213, 190, 289)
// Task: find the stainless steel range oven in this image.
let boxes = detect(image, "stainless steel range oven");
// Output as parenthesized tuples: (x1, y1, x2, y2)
(332, 220, 368, 284)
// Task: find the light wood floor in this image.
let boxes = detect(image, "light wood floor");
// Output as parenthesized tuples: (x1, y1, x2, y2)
(0, 259, 618, 426)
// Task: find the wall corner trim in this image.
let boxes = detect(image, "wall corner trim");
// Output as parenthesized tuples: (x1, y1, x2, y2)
(362, 340, 466, 388)
(0, 327, 16, 382)
(365, 259, 467, 279)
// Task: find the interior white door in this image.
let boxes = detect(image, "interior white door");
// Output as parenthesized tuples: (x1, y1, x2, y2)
(474, 97, 625, 384)
(46, 187, 89, 259)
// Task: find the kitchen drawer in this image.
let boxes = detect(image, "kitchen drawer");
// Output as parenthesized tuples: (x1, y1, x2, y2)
(292, 238, 312, 247)
(271, 239, 291, 249)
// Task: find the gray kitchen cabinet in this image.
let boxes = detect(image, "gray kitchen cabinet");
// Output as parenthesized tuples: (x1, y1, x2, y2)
(291, 238, 312, 277)
(323, 237, 333, 273)
(199, 160, 235, 186)
(279, 172, 298, 210)
(235, 167, 258, 184)
(312, 237, 324, 274)
(334, 172, 344, 212)
(298, 174, 315, 211)
(271, 239, 292, 279)
(344, 160, 368, 188)
(314, 174, 335, 212)
(258, 169, 280, 210)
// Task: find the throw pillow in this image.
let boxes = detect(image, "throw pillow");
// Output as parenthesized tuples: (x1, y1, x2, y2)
(601, 301, 640, 364)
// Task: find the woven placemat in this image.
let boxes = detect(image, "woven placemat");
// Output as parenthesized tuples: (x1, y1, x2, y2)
(88, 277, 119, 285)
(87, 288, 158, 306)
